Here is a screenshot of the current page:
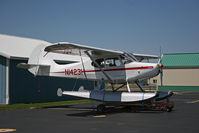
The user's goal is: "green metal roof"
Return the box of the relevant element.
[161,53,199,67]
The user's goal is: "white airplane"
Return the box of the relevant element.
[18,42,173,112]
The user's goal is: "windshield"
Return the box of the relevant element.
[120,53,136,64]
[91,53,137,68]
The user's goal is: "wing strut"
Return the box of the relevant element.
[79,50,87,79]
[126,82,131,92]
[135,81,145,92]
[84,51,113,83]
[112,83,126,92]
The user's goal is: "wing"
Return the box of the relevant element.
[44,42,124,59]
[133,53,160,61]
[44,42,159,61]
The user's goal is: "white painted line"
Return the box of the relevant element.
[185,99,199,104]
[0,129,16,132]
[93,115,106,118]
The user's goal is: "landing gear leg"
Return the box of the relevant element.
[135,81,145,92]
[111,83,126,92]
[126,82,131,92]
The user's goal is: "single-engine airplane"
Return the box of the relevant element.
[18,42,174,112]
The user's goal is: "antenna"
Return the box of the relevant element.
[159,46,162,58]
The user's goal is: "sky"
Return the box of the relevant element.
[0,0,199,55]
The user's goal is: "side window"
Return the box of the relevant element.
[105,57,121,67]
[153,79,157,84]
[115,58,121,66]
[91,57,121,68]
[105,58,114,67]
[91,58,105,68]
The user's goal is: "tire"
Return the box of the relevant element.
[166,107,172,112]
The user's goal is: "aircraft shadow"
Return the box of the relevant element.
[41,104,74,109]
[41,104,165,117]
[66,106,164,117]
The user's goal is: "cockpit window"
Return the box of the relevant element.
[120,55,133,64]
[91,57,121,68]
[105,57,121,67]
[91,54,136,68]
[91,58,105,67]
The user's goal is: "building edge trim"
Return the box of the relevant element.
[158,86,199,91]
[6,59,9,104]
[163,66,199,69]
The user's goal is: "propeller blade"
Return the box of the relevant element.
[160,68,163,86]
[159,54,163,86]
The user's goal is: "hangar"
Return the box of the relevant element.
[155,53,199,91]
[0,34,93,104]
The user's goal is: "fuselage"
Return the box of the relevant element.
[49,59,160,84]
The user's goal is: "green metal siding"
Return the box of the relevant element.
[158,86,199,91]
[9,59,94,104]
[161,53,199,67]
[0,56,6,104]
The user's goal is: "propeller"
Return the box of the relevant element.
[160,65,163,86]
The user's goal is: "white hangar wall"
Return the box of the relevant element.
[0,34,93,104]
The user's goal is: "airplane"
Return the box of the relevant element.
[17,42,174,112]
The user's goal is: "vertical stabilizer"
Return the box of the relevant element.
[27,44,53,76]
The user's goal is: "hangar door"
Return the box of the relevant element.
[0,56,6,104]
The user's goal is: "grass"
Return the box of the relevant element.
[0,99,93,111]
[0,83,157,111]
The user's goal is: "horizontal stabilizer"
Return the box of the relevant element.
[17,63,49,69]
[17,63,50,76]
[17,63,37,69]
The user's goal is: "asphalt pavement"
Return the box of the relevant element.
[0,92,199,133]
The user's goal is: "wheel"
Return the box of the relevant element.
[97,104,106,113]
[166,107,172,112]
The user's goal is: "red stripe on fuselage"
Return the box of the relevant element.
[50,66,154,74]
[84,66,153,72]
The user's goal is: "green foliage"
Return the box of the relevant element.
[0,99,92,111]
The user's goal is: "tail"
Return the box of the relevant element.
[17,44,56,76]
